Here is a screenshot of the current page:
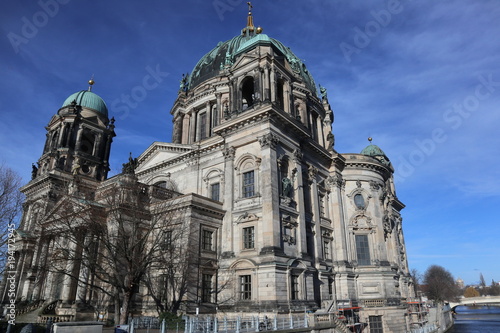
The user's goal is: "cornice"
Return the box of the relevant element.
[136,139,225,178]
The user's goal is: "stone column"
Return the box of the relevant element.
[205,101,211,136]
[57,124,65,147]
[221,146,236,256]
[66,122,74,147]
[215,93,222,127]
[258,133,281,251]
[74,126,84,152]
[308,166,322,265]
[189,111,197,143]
[270,68,276,103]
[284,81,291,114]
[31,240,49,300]
[293,149,307,256]
[93,132,102,157]
[182,114,190,144]
[263,65,270,101]
[317,116,325,147]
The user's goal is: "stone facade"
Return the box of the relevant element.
[2,10,416,333]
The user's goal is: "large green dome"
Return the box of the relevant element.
[61,90,108,117]
[188,33,317,95]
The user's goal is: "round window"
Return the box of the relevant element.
[354,194,365,209]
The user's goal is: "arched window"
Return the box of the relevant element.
[80,130,95,155]
[277,79,285,110]
[235,154,260,199]
[241,77,255,110]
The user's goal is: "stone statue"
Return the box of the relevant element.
[282,177,292,197]
[122,153,138,174]
[319,85,328,101]
[179,73,189,92]
[71,157,81,176]
[326,131,335,150]
[31,163,38,180]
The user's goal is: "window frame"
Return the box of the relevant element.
[355,234,371,266]
[290,274,300,300]
[243,226,255,249]
[199,112,208,140]
[211,182,220,201]
[242,170,255,198]
[240,275,252,300]
[202,229,214,251]
[201,273,213,303]
[369,315,383,333]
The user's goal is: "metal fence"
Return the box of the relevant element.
[184,314,309,333]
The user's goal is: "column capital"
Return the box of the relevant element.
[258,133,279,149]
[222,146,236,160]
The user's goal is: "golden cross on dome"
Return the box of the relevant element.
[247,2,253,12]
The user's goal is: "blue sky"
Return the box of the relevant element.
[1,1,499,286]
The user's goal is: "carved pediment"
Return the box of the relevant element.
[236,212,259,224]
[136,142,194,172]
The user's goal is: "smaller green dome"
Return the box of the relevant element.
[62,90,108,116]
[361,144,386,157]
[361,144,391,167]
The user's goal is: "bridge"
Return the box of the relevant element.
[449,296,500,309]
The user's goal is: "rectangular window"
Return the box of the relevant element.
[240,275,252,300]
[200,113,207,140]
[211,183,220,201]
[291,275,299,300]
[201,274,212,303]
[369,315,383,333]
[243,227,255,249]
[323,240,330,260]
[243,171,255,198]
[356,235,371,266]
[162,230,173,250]
[319,194,326,217]
[202,230,213,251]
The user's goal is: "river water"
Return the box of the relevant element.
[446,305,500,333]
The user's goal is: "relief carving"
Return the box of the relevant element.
[222,146,236,160]
[258,133,279,149]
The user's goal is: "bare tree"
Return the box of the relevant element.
[142,215,197,315]
[410,268,421,297]
[39,173,187,325]
[0,163,24,274]
[423,265,459,303]
[479,273,486,287]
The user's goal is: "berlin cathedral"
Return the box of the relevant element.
[2,5,416,332]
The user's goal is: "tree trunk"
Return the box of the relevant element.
[114,293,121,326]
[120,290,132,325]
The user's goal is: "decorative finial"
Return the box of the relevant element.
[368,137,373,143]
[88,75,95,91]
[242,2,256,36]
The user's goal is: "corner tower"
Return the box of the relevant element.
[36,79,115,182]
[8,81,115,304]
